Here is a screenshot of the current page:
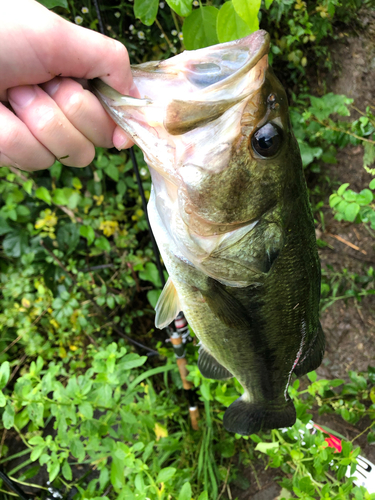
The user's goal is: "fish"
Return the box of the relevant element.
[91,30,325,436]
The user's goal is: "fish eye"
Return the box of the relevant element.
[251,123,283,158]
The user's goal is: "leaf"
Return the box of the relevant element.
[217,1,252,43]
[147,289,162,308]
[35,186,52,205]
[95,236,111,252]
[121,354,148,370]
[182,6,219,50]
[0,362,10,390]
[337,183,350,196]
[57,223,80,255]
[157,467,176,483]
[3,402,15,429]
[48,460,60,483]
[198,493,209,500]
[37,0,68,7]
[80,225,95,246]
[255,442,279,454]
[0,217,12,236]
[78,402,93,419]
[104,164,119,182]
[134,0,159,26]
[27,403,44,428]
[139,262,162,287]
[179,482,192,500]
[23,180,33,195]
[265,0,274,7]
[364,142,375,173]
[307,371,317,382]
[62,461,72,481]
[232,0,260,31]
[0,392,6,408]
[3,230,29,257]
[370,178,375,190]
[71,438,85,462]
[166,0,192,17]
[344,203,360,222]
[356,188,373,206]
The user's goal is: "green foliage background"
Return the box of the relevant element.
[0,0,375,499]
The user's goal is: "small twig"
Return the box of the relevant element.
[7,354,27,386]
[0,430,7,459]
[351,423,374,443]
[79,264,115,272]
[249,460,261,490]
[155,18,174,50]
[313,117,375,144]
[8,167,28,182]
[0,335,22,357]
[217,458,232,500]
[327,233,367,255]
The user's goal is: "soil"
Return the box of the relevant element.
[231,8,375,500]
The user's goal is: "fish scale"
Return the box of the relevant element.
[91,30,325,435]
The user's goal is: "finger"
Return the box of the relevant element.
[113,126,134,150]
[0,102,55,171]
[1,2,135,96]
[8,85,95,168]
[42,77,115,148]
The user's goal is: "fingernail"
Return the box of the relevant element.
[44,77,62,96]
[9,85,37,107]
[129,82,141,98]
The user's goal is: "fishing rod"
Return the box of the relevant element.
[92,0,199,430]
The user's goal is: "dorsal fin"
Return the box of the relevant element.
[155,278,182,329]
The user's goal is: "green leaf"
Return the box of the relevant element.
[0,392,6,408]
[134,0,159,26]
[364,142,375,173]
[217,1,252,43]
[157,467,176,483]
[344,203,360,222]
[23,180,33,195]
[139,262,162,287]
[265,0,274,8]
[232,0,260,31]
[3,402,15,429]
[27,403,44,428]
[0,362,10,390]
[370,178,375,190]
[0,217,12,236]
[255,442,279,454]
[337,183,350,196]
[52,188,70,205]
[62,461,72,481]
[356,188,373,206]
[121,354,148,370]
[198,493,209,500]
[71,438,85,462]
[104,164,120,182]
[182,6,219,50]
[307,370,317,382]
[57,223,80,255]
[78,402,93,419]
[37,0,68,7]
[95,236,111,252]
[147,289,162,308]
[3,230,29,257]
[35,186,52,205]
[48,460,60,483]
[166,0,192,16]
[80,225,95,246]
[178,482,192,500]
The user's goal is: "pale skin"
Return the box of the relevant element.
[0,0,136,172]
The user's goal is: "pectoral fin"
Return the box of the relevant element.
[155,278,181,329]
[202,279,252,330]
[198,346,233,380]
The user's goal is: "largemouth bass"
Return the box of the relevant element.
[91,30,325,436]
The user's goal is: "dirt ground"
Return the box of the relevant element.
[231,9,375,500]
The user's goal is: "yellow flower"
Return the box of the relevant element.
[99,220,119,237]
[93,195,104,206]
[69,345,78,351]
[50,319,59,329]
[154,423,168,441]
[21,298,31,308]
[35,209,58,230]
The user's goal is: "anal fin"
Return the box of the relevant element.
[198,346,233,380]
[155,278,181,329]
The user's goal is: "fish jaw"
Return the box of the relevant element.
[90,31,270,184]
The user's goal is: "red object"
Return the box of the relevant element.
[312,423,342,453]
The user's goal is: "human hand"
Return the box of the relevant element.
[0,0,136,171]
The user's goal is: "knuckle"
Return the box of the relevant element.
[35,106,58,135]
[1,121,23,153]
[65,90,85,119]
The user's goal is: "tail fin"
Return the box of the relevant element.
[223,397,296,436]
[294,322,325,377]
